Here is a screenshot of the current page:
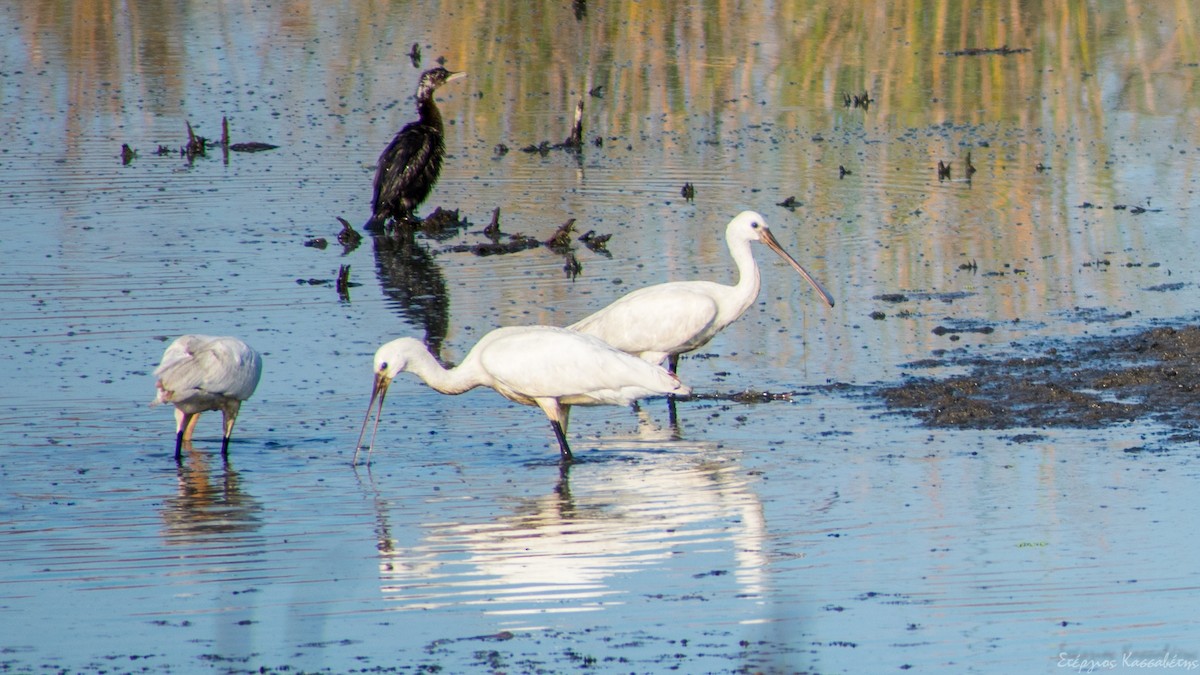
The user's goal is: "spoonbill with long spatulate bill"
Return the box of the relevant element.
[355,326,690,465]
[569,210,835,375]
[152,335,262,460]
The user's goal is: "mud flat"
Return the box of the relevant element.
[877,321,1200,449]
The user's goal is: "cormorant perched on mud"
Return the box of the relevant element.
[365,67,466,232]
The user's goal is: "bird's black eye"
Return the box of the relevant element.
[379,362,388,371]
[752,221,761,229]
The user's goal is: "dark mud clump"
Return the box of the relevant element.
[878,324,1200,439]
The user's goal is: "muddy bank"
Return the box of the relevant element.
[875,322,1200,445]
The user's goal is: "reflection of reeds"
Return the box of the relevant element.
[27,2,1198,140]
[17,0,1200,361]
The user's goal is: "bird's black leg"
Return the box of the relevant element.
[556,455,574,486]
[551,420,574,464]
[666,354,682,417]
[174,430,185,461]
[221,434,232,460]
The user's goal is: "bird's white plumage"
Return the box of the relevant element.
[152,335,262,458]
[473,327,684,406]
[154,335,262,408]
[569,210,834,371]
[355,326,689,463]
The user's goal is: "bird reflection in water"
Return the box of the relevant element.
[161,443,263,544]
[362,446,769,617]
[370,228,450,360]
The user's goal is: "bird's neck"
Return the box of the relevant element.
[405,348,479,395]
[417,97,444,131]
[729,236,763,303]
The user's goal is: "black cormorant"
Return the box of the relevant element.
[365,67,466,232]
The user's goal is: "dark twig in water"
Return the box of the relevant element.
[579,230,611,254]
[120,144,136,165]
[336,264,352,300]
[678,389,810,403]
[419,207,471,239]
[229,141,279,153]
[484,207,502,241]
[446,235,541,257]
[937,160,951,180]
[182,120,207,161]
[943,45,1031,57]
[681,182,696,200]
[220,116,230,163]
[561,99,584,150]
[563,251,582,279]
[521,98,586,154]
[520,141,551,155]
[336,217,363,252]
[545,218,577,251]
[409,43,421,68]
[843,90,872,110]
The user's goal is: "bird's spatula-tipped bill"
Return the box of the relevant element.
[760,228,835,308]
[353,371,392,465]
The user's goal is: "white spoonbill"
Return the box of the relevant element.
[152,335,263,460]
[569,210,835,374]
[354,326,690,465]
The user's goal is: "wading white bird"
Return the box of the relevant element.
[152,335,263,460]
[569,210,835,375]
[354,326,690,465]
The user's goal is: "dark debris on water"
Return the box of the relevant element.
[878,323,1200,440]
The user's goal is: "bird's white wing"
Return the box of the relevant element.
[569,282,722,358]
[154,335,204,378]
[155,336,262,401]
[478,327,679,402]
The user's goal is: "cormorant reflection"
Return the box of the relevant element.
[370,229,450,359]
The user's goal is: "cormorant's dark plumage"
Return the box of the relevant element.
[365,67,465,232]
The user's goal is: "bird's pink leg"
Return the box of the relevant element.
[175,410,198,461]
[220,401,242,458]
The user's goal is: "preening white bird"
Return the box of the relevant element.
[354,326,690,465]
[569,210,835,374]
[152,335,263,460]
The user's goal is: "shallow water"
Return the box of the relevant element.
[2,1,1200,672]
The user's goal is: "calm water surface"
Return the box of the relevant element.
[2,1,1199,672]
